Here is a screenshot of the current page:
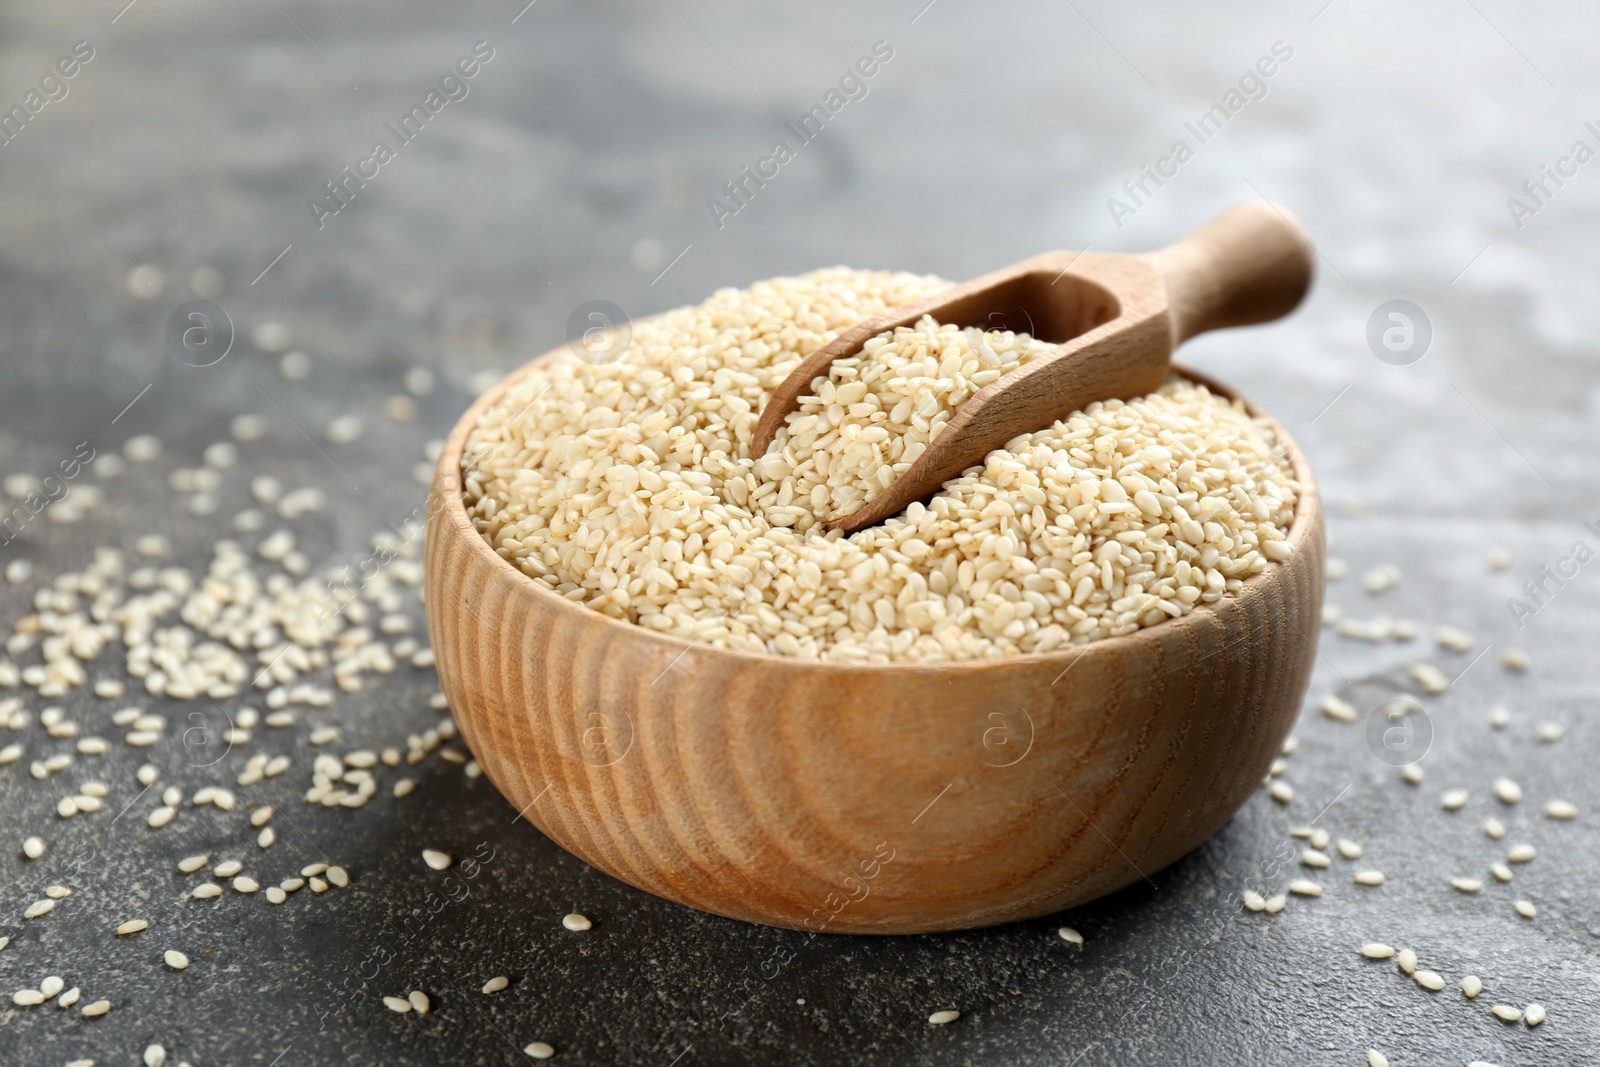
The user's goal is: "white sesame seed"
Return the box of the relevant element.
[1057,926,1084,944]
[58,986,79,1007]
[13,989,45,1005]
[1545,800,1578,820]
[1400,764,1423,785]
[137,764,158,786]
[23,836,44,859]
[1289,826,1314,839]
[326,866,349,888]
[178,855,210,874]
[24,899,56,918]
[80,782,107,798]
[144,1044,166,1067]
[1308,828,1330,850]
[1502,647,1530,671]
[1360,944,1395,959]
[1301,850,1331,869]
[1514,899,1536,919]
[231,412,267,440]
[1354,870,1385,886]
[1440,789,1469,811]
[81,998,111,1016]
[250,806,274,827]
[266,886,287,904]
[482,976,509,994]
[928,1010,961,1025]
[1491,862,1513,883]
[1507,844,1537,863]
[40,976,63,997]
[147,806,176,828]
[1287,880,1322,897]
[309,877,329,893]
[1450,877,1483,893]
[213,861,242,878]
[1366,1051,1388,1067]
[1483,818,1506,839]
[1461,975,1482,998]
[1525,1003,1545,1026]
[523,1042,555,1060]
[1536,722,1564,742]
[1320,694,1357,722]
[1409,663,1449,694]
[404,367,436,396]
[1269,781,1294,805]
[1490,1004,1522,1023]
[45,885,72,899]
[326,415,364,444]
[1361,565,1401,593]
[1489,706,1510,729]
[1492,777,1522,804]
[422,849,453,871]
[1241,891,1266,912]
[1336,839,1362,859]
[1414,970,1445,991]
[383,995,412,1014]
[164,950,189,970]
[233,877,259,894]
[122,434,162,462]
[393,779,416,798]
[1263,894,1286,914]
[191,884,222,900]
[1397,949,1417,975]
[562,913,592,931]
[280,877,305,893]
[116,919,148,936]
[1435,626,1474,652]
[251,321,291,352]
[407,990,431,1013]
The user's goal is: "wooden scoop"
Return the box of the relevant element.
[751,201,1314,534]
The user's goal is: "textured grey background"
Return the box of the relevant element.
[1,1,1597,1064]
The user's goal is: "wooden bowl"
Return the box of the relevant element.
[425,351,1323,934]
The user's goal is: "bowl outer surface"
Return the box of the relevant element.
[425,345,1324,934]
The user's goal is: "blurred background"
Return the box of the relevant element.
[1,1,1597,1064]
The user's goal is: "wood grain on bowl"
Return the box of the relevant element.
[425,352,1323,934]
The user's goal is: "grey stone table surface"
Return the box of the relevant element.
[2,1,1598,1064]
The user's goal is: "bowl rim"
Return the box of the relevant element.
[431,342,1320,678]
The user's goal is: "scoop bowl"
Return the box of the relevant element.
[424,356,1323,934]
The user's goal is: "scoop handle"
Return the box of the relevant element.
[1143,201,1314,345]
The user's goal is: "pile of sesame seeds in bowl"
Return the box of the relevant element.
[461,267,1301,662]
